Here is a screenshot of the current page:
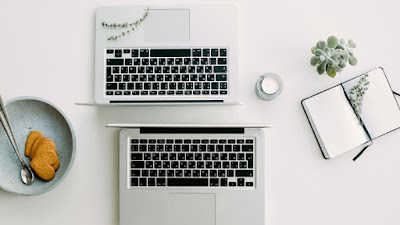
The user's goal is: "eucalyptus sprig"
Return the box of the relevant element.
[102,7,150,41]
[348,74,370,125]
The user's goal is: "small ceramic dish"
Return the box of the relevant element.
[0,96,76,196]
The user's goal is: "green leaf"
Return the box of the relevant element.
[327,66,336,77]
[349,56,358,65]
[348,39,356,48]
[327,36,339,48]
[327,58,334,66]
[339,60,347,68]
[314,49,323,56]
[317,41,327,49]
[310,56,320,66]
[311,46,317,54]
[317,61,327,75]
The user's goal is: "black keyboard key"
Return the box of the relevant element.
[229,182,236,186]
[131,161,144,168]
[131,170,140,177]
[140,49,149,57]
[211,49,218,56]
[148,178,156,186]
[220,178,228,186]
[242,145,254,152]
[131,153,143,160]
[131,178,138,186]
[157,178,166,186]
[192,58,200,65]
[139,178,147,186]
[216,74,227,81]
[205,66,212,73]
[192,49,201,57]
[167,58,174,65]
[238,178,245,186]
[142,170,149,177]
[132,49,139,57]
[210,178,219,186]
[175,170,183,177]
[182,74,189,81]
[201,58,208,65]
[106,83,117,90]
[132,91,139,95]
[184,58,191,65]
[220,49,227,56]
[246,182,253,187]
[211,82,219,89]
[210,58,217,65]
[214,66,227,73]
[125,59,133,65]
[227,170,234,177]
[236,170,253,177]
[151,49,191,57]
[115,91,122,95]
[175,58,183,65]
[203,49,210,56]
[107,59,124,65]
[218,58,227,65]
[220,82,227,89]
[188,66,196,73]
[211,91,218,95]
[167,178,208,186]
[150,58,158,65]
[172,66,179,73]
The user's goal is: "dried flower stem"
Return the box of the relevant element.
[102,7,149,41]
[348,74,370,125]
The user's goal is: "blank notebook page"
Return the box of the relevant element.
[304,86,370,158]
[342,68,400,139]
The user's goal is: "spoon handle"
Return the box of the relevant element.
[0,95,26,167]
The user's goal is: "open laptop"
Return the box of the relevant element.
[95,5,238,104]
[109,124,269,225]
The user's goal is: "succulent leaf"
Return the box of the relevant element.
[311,46,317,54]
[327,66,336,78]
[317,41,327,49]
[339,60,347,68]
[349,56,358,65]
[310,56,320,66]
[327,36,339,48]
[348,39,356,48]
[317,61,327,75]
[314,49,323,56]
[327,58,334,66]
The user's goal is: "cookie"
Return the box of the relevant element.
[29,135,47,158]
[29,139,58,181]
[24,131,43,157]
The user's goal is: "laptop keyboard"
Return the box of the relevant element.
[129,138,255,188]
[105,48,228,97]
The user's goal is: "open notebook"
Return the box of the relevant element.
[302,68,400,159]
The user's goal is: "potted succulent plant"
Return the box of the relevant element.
[310,36,357,78]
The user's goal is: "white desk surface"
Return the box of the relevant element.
[1,0,400,224]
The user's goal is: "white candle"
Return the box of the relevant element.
[261,76,280,94]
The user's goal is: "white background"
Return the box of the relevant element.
[1,0,400,224]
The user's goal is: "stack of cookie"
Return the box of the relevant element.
[25,131,60,181]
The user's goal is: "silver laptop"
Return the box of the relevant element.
[95,5,238,104]
[111,124,268,225]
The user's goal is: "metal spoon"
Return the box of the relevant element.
[0,95,34,184]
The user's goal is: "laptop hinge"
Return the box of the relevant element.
[140,127,245,134]
[110,100,224,103]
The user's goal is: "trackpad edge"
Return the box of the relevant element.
[168,193,216,225]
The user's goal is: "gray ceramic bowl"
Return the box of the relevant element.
[0,96,76,196]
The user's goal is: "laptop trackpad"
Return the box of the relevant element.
[144,9,190,42]
[168,193,215,225]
